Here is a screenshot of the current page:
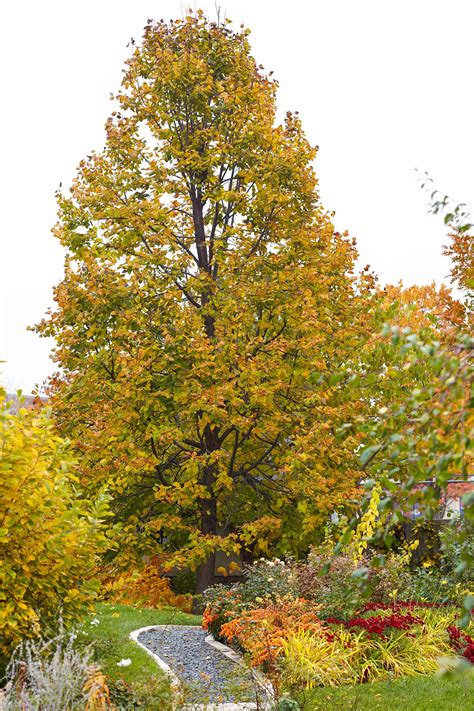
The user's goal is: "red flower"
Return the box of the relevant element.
[324,611,422,636]
[448,625,474,664]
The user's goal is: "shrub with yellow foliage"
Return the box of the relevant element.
[0,388,110,661]
[100,557,192,613]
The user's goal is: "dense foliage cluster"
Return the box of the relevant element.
[0,389,110,662]
[100,557,192,612]
[28,10,471,606]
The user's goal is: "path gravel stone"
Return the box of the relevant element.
[137,625,262,705]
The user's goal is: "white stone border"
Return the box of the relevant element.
[204,634,275,704]
[129,624,181,692]
[129,624,274,710]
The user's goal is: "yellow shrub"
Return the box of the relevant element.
[358,620,451,682]
[101,558,192,613]
[0,389,111,660]
[83,665,115,710]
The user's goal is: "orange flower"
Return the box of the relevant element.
[220,600,322,666]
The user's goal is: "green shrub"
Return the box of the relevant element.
[298,548,371,619]
[169,569,197,596]
[440,521,474,583]
[239,558,299,604]
[393,521,474,605]
[401,567,463,604]
[107,676,172,710]
[275,698,301,710]
[370,551,412,603]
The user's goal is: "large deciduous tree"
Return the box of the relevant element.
[38,12,374,596]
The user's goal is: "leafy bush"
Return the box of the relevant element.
[100,558,192,613]
[203,558,298,638]
[387,521,474,606]
[401,567,463,604]
[300,543,429,615]
[202,584,246,639]
[169,569,196,596]
[0,389,111,661]
[106,676,172,710]
[299,547,371,619]
[275,700,301,711]
[238,559,299,604]
[219,600,322,667]
[370,551,412,603]
[440,521,474,583]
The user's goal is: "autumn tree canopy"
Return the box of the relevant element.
[38,12,377,596]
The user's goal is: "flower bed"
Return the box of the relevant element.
[202,555,473,693]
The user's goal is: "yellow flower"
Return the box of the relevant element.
[352,482,382,563]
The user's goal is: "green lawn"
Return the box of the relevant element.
[298,673,474,710]
[80,603,201,708]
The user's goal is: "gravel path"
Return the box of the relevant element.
[137,626,260,705]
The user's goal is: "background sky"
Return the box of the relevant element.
[1,0,473,393]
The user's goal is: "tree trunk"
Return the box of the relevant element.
[192,482,218,613]
[192,552,216,613]
[190,187,219,614]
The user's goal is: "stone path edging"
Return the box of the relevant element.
[129,624,274,710]
[204,634,274,704]
[129,624,182,692]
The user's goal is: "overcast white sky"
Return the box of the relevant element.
[1,0,473,393]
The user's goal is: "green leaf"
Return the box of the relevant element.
[328,372,345,386]
[351,566,369,579]
[359,445,382,468]
[462,594,474,612]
